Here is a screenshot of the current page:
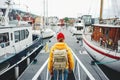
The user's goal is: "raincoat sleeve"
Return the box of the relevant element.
[48,46,54,73]
[67,47,74,70]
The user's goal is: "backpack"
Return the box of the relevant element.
[53,49,68,70]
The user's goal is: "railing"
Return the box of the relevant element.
[32,49,96,80]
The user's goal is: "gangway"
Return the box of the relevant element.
[32,49,109,80]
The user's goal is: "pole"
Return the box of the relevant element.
[43,0,46,28]
[46,0,48,26]
[99,0,103,23]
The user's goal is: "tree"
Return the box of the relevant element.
[64,17,69,23]
[64,17,69,27]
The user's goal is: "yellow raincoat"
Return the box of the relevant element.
[48,42,74,73]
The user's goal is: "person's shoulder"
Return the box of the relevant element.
[64,43,70,50]
[64,43,69,47]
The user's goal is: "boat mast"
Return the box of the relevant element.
[99,0,103,23]
[43,0,46,28]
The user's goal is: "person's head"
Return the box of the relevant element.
[57,32,65,42]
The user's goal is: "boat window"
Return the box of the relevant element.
[77,27,83,30]
[0,9,3,16]
[25,29,29,38]
[0,33,10,48]
[105,28,109,36]
[14,31,20,43]
[11,33,13,41]
[81,15,92,26]
[0,8,6,16]
[8,9,19,20]
[20,30,25,40]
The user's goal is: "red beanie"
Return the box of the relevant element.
[57,32,65,40]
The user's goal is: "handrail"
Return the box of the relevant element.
[32,59,48,80]
[71,49,95,80]
[32,49,96,80]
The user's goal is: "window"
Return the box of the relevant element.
[20,30,25,40]
[11,33,13,40]
[14,29,29,43]
[25,29,29,38]
[0,32,9,48]
[77,27,83,30]
[14,31,20,43]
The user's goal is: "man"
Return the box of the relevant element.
[48,32,74,80]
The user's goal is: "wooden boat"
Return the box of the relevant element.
[82,0,120,72]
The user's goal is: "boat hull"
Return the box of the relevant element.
[0,38,44,79]
[83,35,120,72]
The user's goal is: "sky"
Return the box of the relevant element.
[13,0,120,18]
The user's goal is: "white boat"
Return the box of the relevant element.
[32,28,55,39]
[41,28,55,39]
[0,0,43,76]
[71,18,84,40]
[83,0,120,72]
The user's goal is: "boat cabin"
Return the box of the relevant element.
[74,18,84,30]
[91,24,120,50]
[0,27,32,57]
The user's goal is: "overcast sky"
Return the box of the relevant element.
[13,0,119,18]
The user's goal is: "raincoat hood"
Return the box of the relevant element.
[54,42,67,50]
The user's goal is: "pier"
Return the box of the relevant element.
[17,27,109,80]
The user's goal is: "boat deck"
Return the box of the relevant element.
[18,27,109,80]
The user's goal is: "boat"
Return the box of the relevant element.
[82,0,120,72]
[32,16,55,39]
[0,0,44,79]
[72,17,84,40]
[32,5,55,39]
[32,27,55,39]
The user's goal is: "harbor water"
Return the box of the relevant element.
[99,64,120,80]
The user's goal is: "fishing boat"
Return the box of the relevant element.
[83,0,120,72]
[0,0,44,79]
